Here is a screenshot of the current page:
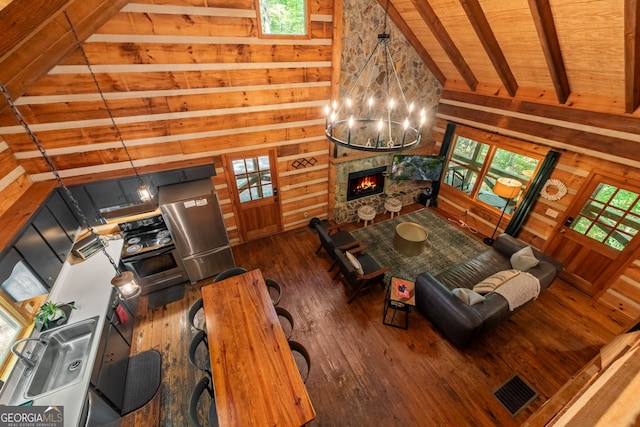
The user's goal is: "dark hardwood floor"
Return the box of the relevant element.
[121,205,632,426]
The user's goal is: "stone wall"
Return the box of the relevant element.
[333,0,442,223]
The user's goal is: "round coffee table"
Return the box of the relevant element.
[393,222,428,256]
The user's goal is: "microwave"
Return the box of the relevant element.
[72,234,107,260]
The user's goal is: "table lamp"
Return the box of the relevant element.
[483,177,522,245]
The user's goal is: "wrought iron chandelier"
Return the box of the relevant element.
[325,1,425,152]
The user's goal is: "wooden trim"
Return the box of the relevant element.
[459,0,517,97]
[411,0,477,91]
[625,0,640,113]
[527,0,570,104]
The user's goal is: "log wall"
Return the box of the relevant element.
[434,88,640,320]
[0,0,334,244]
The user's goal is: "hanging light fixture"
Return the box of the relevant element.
[325,0,425,152]
[64,12,153,203]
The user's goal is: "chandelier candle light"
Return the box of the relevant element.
[325,3,426,151]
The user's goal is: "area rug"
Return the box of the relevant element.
[351,209,486,282]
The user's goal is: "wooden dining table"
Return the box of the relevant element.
[201,268,316,426]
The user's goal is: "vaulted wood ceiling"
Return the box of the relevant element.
[1,0,635,116]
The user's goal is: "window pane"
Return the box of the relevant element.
[258,156,270,171]
[262,184,273,197]
[236,177,248,191]
[0,310,20,362]
[572,216,592,234]
[246,158,258,173]
[239,189,251,203]
[250,187,260,200]
[586,223,609,242]
[611,189,639,210]
[232,160,246,175]
[248,172,260,188]
[259,0,306,35]
[593,184,615,203]
[260,171,271,185]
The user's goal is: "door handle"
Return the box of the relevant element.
[273,188,278,196]
[564,216,574,226]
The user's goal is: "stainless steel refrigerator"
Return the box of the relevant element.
[159,179,235,283]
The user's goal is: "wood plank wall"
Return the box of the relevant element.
[433,87,640,320]
[0,0,334,244]
[0,137,31,217]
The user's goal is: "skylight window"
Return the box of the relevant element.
[258,0,308,36]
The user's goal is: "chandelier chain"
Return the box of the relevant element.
[0,81,122,276]
[63,11,142,184]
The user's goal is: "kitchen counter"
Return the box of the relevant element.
[0,236,125,427]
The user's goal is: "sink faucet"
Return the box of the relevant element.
[11,338,49,369]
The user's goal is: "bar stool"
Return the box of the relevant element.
[265,278,282,306]
[188,298,206,339]
[188,330,211,379]
[276,306,294,339]
[357,205,376,227]
[213,267,248,282]
[384,197,402,218]
[189,376,219,427]
[288,340,311,383]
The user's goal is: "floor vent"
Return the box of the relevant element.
[493,375,538,416]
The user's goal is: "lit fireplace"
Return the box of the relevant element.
[347,166,387,201]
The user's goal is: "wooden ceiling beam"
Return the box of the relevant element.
[411,0,477,91]
[528,0,570,104]
[624,0,640,113]
[459,0,517,97]
[376,0,446,85]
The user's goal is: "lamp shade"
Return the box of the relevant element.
[492,177,522,199]
[111,270,141,299]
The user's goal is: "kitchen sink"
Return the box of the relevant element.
[24,317,99,398]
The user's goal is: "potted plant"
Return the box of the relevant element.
[35,301,76,329]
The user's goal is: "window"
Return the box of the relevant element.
[232,156,274,203]
[444,135,541,213]
[257,0,307,36]
[0,309,21,364]
[571,184,640,251]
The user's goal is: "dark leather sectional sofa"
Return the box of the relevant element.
[415,234,562,349]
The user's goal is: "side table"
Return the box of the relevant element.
[383,277,416,329]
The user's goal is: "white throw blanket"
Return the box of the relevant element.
[493,272,540,311]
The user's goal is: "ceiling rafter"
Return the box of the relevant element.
[376,0,446,85]
[410,0,478,91]
[625,0,640,113]
[459,0,517,97]
[527,0,570,104]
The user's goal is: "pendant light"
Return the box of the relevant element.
[325,0,425,151]
[64,12,153,203]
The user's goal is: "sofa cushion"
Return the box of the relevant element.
[452,288,486,306]
[510,246,540,271]
[345,251,364,276]
[473,269,521,294]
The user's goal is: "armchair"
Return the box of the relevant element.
[315,223,360,271]
[333,246,389,303]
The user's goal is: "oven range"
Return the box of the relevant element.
[118,214,189,295]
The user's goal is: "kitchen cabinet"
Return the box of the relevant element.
[66,186,105,226]
[32,208,72,263]
[47,189,81,242]
[91,291,133,412]
[14,225,62,288]
[84,181,127,208]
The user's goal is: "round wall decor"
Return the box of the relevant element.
[540,178,568,201]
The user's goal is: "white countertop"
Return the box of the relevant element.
[0,237,125,427]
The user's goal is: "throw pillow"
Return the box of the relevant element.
[345,251,364,276]
[452,288,486,306]
[473,269,521,294]
[510,246,540,271]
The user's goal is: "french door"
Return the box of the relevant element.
[225,150,282,242]
[546,173,640,296]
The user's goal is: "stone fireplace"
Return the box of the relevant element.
[347,166,387,201]
[333,154,427,224]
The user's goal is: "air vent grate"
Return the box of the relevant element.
[493,375,538,416]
